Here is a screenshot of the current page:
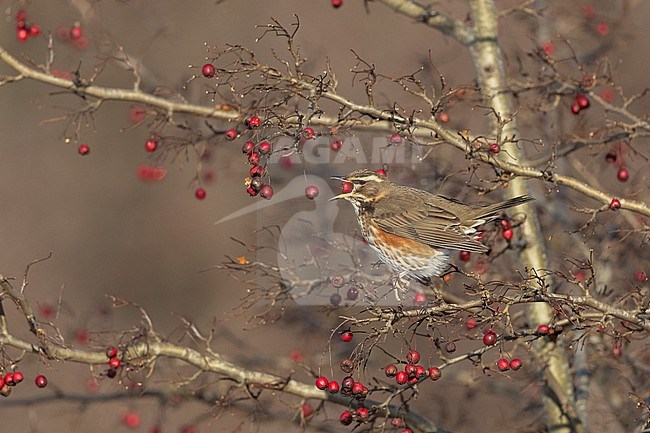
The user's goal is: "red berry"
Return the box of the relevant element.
[70,26,83,40]
[605,150,617,163]
[341,376,354,390]
[404,363,418,378]
[611,343,623,358]
[17,28,29,41]
[327,380,340,394]
[258,141,272,154]
[108,357,121,369]
[502,228,514,241]
[582,3,596,18]
[16,10,27,21]
[465,317,478,330]
[541,41,554,55]
[428,367,442,381]
[438,112,449,123]
[509,358,523,370]
[4,373,15,386]
[35,374,48,388]
[225,129,237,141]
[340,331,353,342]
[415,365,427,377]
[106,368,117,378]
[376,168,387,177]
[536,324,550,336]
[330,140,342,151]
[500,219,511,230]
[78,144,90,155]
[194,188,207,200]
[391,418,403,428]
[301,403,314,418]
[145,138,158,152]
[315,376,329,390]
[400,430,413,433]
[571,103,581,115]
[122,411,140,428]
[483,331,497,346]
[242,141,255,154]
[0,376,5,389]
[413,293,426,305]
[352,381,364,395]
[489,143,500,154]
[356,407,369,421]
[247,116,261,129]
[106,346,118,358]
[302,127,315,140]
[596,22,609,36]
[459,251,471,262]
[201,63,215,78]
[617,168,629,182]
[395,371,408,384]
[406,350,420,364]
[13,371,24,384]
[73,36,89,50]
[385,364,398,377]
[600,87,614,102]
[331,0,343,8]
[497,358,509,371]
[609,198,621,210]
[305,185,319,200]
[248,152,260,165]
[340,411,353,426]
[249,165,265,178]
[576,93,590,109]
[340,181,353,194]
[389,133,403,145]
[30,24,41,36]
[634,270,648,282]
[346,287,358,300]
[330,293,342,305]
[247,186,259,196]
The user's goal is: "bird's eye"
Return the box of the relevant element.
[356,180,366,185]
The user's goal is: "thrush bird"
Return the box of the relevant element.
[330,169,533,282]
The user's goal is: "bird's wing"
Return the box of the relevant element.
[373,192,488,253]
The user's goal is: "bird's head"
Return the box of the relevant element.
[330,169,389,206]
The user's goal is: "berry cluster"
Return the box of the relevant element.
[15,10,41,42]
[0,369,48,397]
[383,350,442,387]
[54,21,88,50]
[231,116,277,200]
[105,346,121,378]
[604,149,630,183]
[500,218,514,241]
[570,93,591,114]
[496,357,523,371]
[328,275,360,305]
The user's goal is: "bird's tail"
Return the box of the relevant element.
[472,195,534,221]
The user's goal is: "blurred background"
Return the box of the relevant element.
[0,1,648,432]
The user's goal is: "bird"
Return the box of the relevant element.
[330,169,534,284]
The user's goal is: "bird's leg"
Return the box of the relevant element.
[391,271,411,302]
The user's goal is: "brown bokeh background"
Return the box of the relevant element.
[0,1,648,432]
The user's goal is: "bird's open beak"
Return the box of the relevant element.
[329,176,348,201]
